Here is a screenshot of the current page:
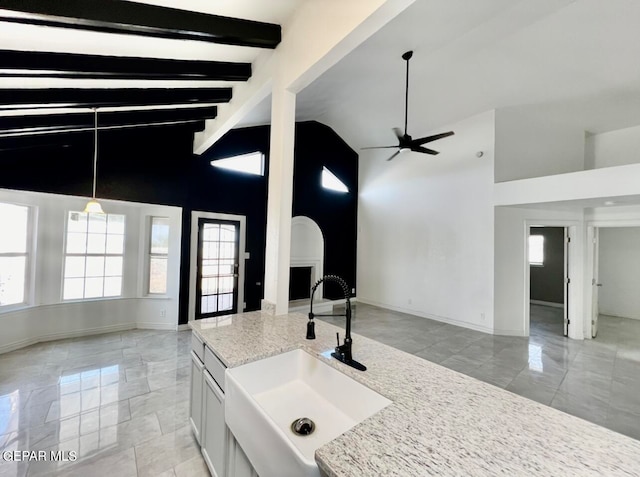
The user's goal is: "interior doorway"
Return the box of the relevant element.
[528,226,569,337]
[590,226,640,340]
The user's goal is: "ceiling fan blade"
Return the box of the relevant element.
[412,131,455,146]
[361,145,398,150]
[386,150,401,161]
[392,127,403,140]
[413,146,439,155]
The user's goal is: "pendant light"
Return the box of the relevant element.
[84,108,104,214]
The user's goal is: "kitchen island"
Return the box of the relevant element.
[190,311,640,477]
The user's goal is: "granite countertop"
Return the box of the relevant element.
[190,311,640,477]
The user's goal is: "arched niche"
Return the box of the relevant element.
[290,216,324,300]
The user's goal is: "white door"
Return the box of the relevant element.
[563,228,570,337]
[592,228,601,338]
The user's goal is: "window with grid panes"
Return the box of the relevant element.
[148,217,169,294]
[63,212,125,300]
[0,202,31,307]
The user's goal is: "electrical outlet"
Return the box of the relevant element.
[480,312,485,321]
[160,309,166,318]
[351,288,356,294]
[408,298,412,305]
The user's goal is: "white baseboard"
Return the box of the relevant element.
[0,323,135,355]
[530,299,564,309]
[135,321,178,331]
[492,327,527,337]
[0,337,40,355]
[599,312,640,321]
[356,297,494,335]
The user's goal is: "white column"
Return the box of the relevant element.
[262,84,296,315]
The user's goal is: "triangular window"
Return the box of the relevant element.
[211,151,265,176]
[321,166,348,193]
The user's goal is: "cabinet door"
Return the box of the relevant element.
[203,370,226,477]
[228,433,259,477]
[190,351,204,445]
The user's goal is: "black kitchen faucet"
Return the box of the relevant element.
[306,275,366,371]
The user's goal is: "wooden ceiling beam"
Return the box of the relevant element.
[0,107,217,136]
[0,0,281,48]
[0,50,251,81]
[0,88,231,109]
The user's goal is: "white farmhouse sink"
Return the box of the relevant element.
[225,349,391,477]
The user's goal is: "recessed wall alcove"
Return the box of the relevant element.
[289,216,324,302]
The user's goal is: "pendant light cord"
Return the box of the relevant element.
[92,108,98,200]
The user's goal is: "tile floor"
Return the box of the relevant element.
[1,304,639,476]
[0,329,208,477]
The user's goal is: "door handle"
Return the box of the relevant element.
[596,283,603,287]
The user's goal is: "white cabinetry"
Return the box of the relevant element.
[227,433,259,477]
[203,370,227,477]
[190,332,259,477]
[189,350,204,445]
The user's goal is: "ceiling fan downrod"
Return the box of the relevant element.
[402,50,413,137]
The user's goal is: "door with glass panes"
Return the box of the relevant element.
[196,218,240,318]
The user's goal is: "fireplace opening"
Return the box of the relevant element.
[289,266,313,300]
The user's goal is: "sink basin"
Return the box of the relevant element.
[225,349,391,477]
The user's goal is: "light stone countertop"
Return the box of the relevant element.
[190,311,640,477]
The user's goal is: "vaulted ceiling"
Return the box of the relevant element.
[0,0,301,141]
[239,0,640,153]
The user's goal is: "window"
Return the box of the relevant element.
[321,166,349,193]
[148,217,169,294]
[529,235,544,266]
[0,202,30,307]
[63,212,125,300]
[210,151,265,176]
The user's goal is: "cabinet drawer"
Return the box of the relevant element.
[191,332,205,362]
[205,345,226,393]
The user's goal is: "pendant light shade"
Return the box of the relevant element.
[83,199,104,214]
[84,108,104,214]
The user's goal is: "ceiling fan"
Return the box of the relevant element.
[362,50,454,161]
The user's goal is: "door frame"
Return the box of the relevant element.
[585,218,640,339]
[524,219,580,338]
[189,211,246,323]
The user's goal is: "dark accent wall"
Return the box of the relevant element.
[530,226,565,304]
[0,120,358,322]
[203,121,359,302]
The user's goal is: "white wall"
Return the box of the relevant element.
[494,107,586,182]
[494,206,584,338]
[585,124,640,170]
[0,188,182,354]
[597,227,640,320]
[357,111,495,333]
